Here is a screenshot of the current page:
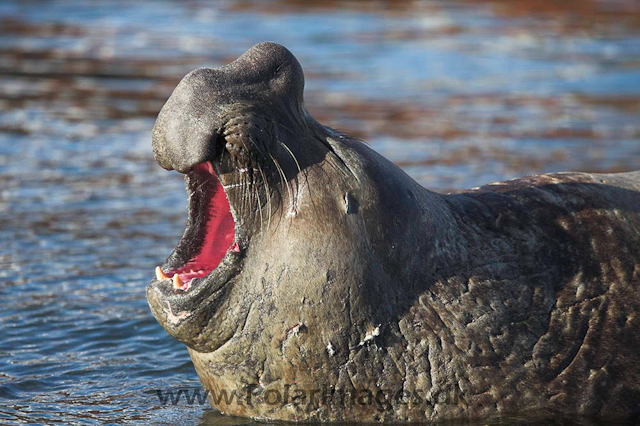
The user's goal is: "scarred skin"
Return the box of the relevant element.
[146,42,640,422]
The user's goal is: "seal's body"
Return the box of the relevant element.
[146,42,640,422]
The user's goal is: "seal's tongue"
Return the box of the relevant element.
[155,161,237,290]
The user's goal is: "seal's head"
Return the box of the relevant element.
[146,42,427,354]
[147,42,304,350]
[145,42,640,422]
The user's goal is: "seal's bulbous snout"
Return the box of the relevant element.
[151,42,306,174]
[148,41,640,422]
[151,67,222,173]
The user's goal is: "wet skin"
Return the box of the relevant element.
[147,42,640,422]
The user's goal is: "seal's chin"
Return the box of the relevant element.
[153,161,240,293]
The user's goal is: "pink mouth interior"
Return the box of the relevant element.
[165,162,237,290]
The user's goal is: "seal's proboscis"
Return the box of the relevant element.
[147,42,640,422]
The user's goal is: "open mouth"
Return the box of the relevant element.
[154,161,240,293]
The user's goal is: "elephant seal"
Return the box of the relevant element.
[146,42,640,422]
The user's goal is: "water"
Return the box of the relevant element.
[0,1,638,424]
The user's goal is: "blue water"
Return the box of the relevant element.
[0,1,638,424]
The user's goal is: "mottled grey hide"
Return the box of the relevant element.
[147,42,640,422]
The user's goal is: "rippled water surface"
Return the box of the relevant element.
[1,1,639,424]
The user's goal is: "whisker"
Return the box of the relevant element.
[279,140,302,214]
[264,116,296,136]
[279,141,302,175]
[223,182,246,189]
[245,136,274,232]
[256,163,271,233]
[269,153,293,216]
[241,171,249,223]
[254,175,264,234]
[275,155,296,216]
[192,175,215,193]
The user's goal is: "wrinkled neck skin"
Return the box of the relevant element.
[187,115,640,421]
[186,116,476,421]
[148,43,640,422]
